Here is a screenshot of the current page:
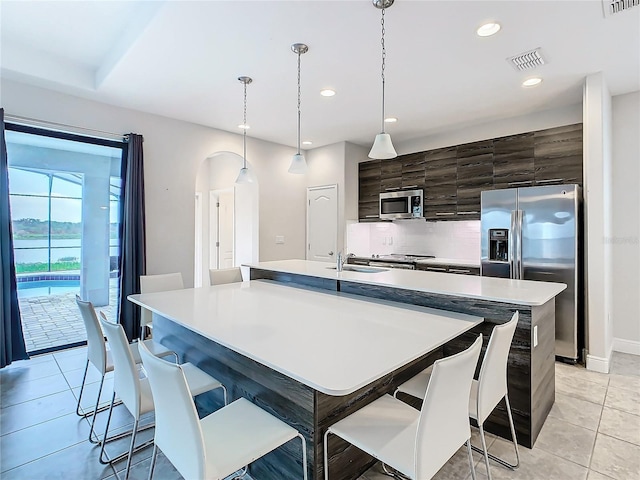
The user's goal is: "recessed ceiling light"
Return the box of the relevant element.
[384,117,398,123]
[238,124,250,129]
[320,89,336,97]
[302,141,313,145]
[522,77,543,87]
[477,22,501,37]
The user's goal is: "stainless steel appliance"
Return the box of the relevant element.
[364,254,435,270]
[480,184,582,362]
[379,190,423,220]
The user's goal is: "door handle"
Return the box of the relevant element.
[328,251,334,256]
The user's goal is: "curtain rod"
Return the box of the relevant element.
[4,114,129,142]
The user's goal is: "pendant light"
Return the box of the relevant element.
[235,76,254,184]
[369,0,397,159]
[289,43,308,174]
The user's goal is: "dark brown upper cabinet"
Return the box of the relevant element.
[493,133,535,189]
[456,140,494,220]
[533,123,583,186]
[357,123,583,222]
[358,160,381,221]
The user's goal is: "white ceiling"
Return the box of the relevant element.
[1,1,639,150]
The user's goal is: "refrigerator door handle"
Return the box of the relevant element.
[515,209,524,280]
[509,210,516,279]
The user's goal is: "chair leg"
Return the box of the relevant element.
[75,360,90,417]
[479,423,493,480]
[88,374,106,443]
[503,394,520,468]
[466,440,476,480]
[298,433,308,480]
[147,444,158,480]
[123,418,139,480]
[471,395,520,472]
[99,392,117,464]
[221,384,228,405]
[323,429,331,480]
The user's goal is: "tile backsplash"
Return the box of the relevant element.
[345,220,481,261]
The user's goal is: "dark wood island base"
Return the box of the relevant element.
[250,268,556,450]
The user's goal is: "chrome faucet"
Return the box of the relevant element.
[336,252,355,272]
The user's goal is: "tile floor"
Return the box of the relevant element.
[0,348,638,480]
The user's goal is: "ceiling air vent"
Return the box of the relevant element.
[507,48,545,72]
[602,0,639,17]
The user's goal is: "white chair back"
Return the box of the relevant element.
[138,341,209,480]
[476,312,519,423]
[99,314,143,419]
[415,335,482,479]
[75,295,107,373]
[139,273,184,328]
[209,267,243,286]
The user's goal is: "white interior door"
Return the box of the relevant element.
[209,189,235,269]
[307,185,338,262]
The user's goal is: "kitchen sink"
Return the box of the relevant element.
[326,265,388,273]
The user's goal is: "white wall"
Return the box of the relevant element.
[195,152,259,287]
[584,73,614,372]
[612,91,640,354]
[306,142,345,254]
[346,220,480,261]
[1,79,305,286]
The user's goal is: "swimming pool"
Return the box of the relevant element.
[17,279,80,298]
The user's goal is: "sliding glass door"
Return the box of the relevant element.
[6,124,125,354]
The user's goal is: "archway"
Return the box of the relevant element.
[194,152,259,287]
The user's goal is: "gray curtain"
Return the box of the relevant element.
[1,109,29,367]
[118,133,146,341]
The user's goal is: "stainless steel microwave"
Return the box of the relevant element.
[379,189,423,220]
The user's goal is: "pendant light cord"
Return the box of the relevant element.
[381,6,386,134]
[297,49,302,155]
[243,80,247,169]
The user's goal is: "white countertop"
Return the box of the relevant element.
[416,258,481,268]
[246,259,566,306]
[129,281,482,396]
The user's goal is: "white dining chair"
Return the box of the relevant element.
[98,314,228,480]
[74,295,172,444]
[139,340,308,480]
[209,267,243,286]
[139,272,184,339]
[395,312,520,480]
[323,335,483,480]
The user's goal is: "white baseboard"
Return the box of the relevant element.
[613,338,640,356]
[586,353,610,373]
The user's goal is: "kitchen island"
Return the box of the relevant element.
[129,280,482,480]
[247,259,567,449]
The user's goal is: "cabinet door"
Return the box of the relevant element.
[456,140,493,220]
[534,124,583,186]
[401,152,426,190]
[424,147,457,220]
[380,158,403,192]
[493,133,535,190]
[359,160,381,221]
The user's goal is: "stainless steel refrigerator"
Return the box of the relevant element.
[480,184,582,362]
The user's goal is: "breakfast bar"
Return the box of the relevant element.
[129,280,482,480]
[247,259,567,451]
